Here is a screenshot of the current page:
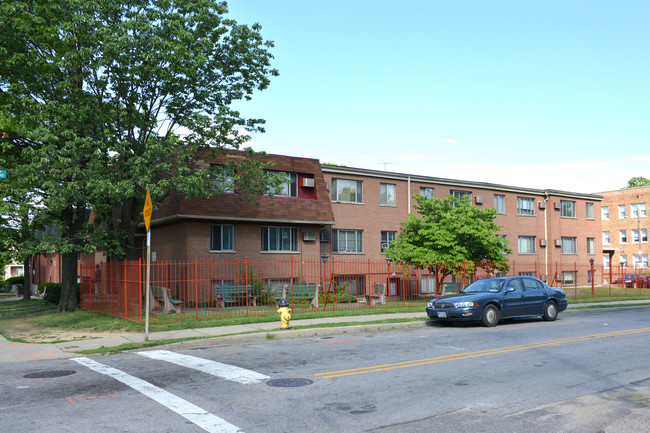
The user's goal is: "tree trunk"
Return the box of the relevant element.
[58,251,78,312]
[22,256,31,301]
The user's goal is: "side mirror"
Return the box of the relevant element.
[505,287,515,293]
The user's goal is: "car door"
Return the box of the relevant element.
[520,278,547,315]
[500,278,526,317]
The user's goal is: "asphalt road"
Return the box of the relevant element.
[1,307,649,432]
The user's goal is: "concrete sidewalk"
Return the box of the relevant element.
[1,301,649,363]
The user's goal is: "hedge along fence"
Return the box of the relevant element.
[78,258,646,323]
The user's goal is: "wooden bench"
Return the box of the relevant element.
[149,286,183,314]
[277,284,319,308]
[213,284,256,309]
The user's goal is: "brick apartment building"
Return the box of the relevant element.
[599,185,649,281]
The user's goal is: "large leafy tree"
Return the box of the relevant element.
[386,195,511,294]
[0,0,279,311]
[626,176,650,188]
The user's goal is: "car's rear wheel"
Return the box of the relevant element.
[481,305,499,327]
[542,301,558,321]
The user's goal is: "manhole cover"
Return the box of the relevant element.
[24,370,76,379]
[267,378,313,387]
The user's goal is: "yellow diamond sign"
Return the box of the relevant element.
[143,189,152,232]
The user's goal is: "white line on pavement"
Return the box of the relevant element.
[72,357,243,433]
[136,350,270,384]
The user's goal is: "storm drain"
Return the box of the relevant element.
[24,370,76,379]
[267,378,313,387]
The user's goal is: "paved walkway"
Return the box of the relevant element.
[1,300,649,363]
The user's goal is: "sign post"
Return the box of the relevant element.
[143,190,153,341]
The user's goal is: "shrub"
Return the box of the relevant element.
[41,283,80,305]
[4,276,25,285]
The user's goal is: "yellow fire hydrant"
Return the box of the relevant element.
[277,299,292,329]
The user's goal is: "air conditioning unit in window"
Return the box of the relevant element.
[302,178,315,187]
[539,239,547,247]
[554,202,561,210]
[303,231,316,241]
[538,201,546,209]
[474,196,483,204]
[554,239,562,247]
[381,242,389,253]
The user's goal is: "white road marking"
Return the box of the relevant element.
[72,357,243,433]
[136,350,270,384]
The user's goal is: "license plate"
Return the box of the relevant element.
[437,311,447,318]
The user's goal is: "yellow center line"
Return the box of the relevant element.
[315,327,650,379]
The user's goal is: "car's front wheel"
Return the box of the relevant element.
[481,305,500,327]
[542,301,558,321]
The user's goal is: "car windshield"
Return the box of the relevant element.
[461,278,506,293]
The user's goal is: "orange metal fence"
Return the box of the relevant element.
[79,258,650,323]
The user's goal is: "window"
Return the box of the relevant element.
[602,231,610,245]
[381,231,396,252]
[276,172,298,197]
[419,187,434,199]
[333,229,363,253]
[603,254,610,269]
[261,226,298,252]
[560,200,576,218]
[619,204,626,219]
[380,183,396,206]
[210,165,235,193]
[601,206,609,220]
[620,230,627,244]
[332,179,362,203]
[585,203,594,220]
[562,271,576,286]
[632,229,648,243]
[494,194,505,214]
[633,254,649,268]
[517,197,535,216]
[518,236,536,254]
[451,190,471,203]
[210,225,234,251]
[587,237,595,254]
[631,203,647,218]
[620,254,628,267]
[561,237,577,254]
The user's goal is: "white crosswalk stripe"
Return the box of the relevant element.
[136,350,270,384]
[72,356,244,433]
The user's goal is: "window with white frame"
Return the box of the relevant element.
[633,254,649,268]
[451,190,471,204]
[380,183,396,206]
[631,203,647,218]
[333,229,363,253]
[620,254,628,267]
[275,172,298,197]
[332,178,363,203]
[419,187,434,199]
[587,237,595,254]
[494,194,506,214]
[517,197,535,216]
[602,231,610,245]
[586,203,594,220]
[632,229,648,243]
[518,236,536,254]
[210,165,235,193]
[619,204,626,219]
[261,226,299,252]
[601,206,609,220]
[562,271,576,286]
[620,230,627,244]
[603,254,610,269]
[561,200,576,218]
[210,224,234,251]
[381,231,396,252]
[561,237,577,254]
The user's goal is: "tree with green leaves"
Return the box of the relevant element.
[625,177,650,188]
[386,195,511,294]
[0,0,279,311]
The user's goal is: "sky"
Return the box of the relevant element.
[225,0,650,194]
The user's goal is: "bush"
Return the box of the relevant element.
[41,283,80,305]
[4,276,25,285]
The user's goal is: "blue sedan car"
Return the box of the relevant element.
[426,276,568,327]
